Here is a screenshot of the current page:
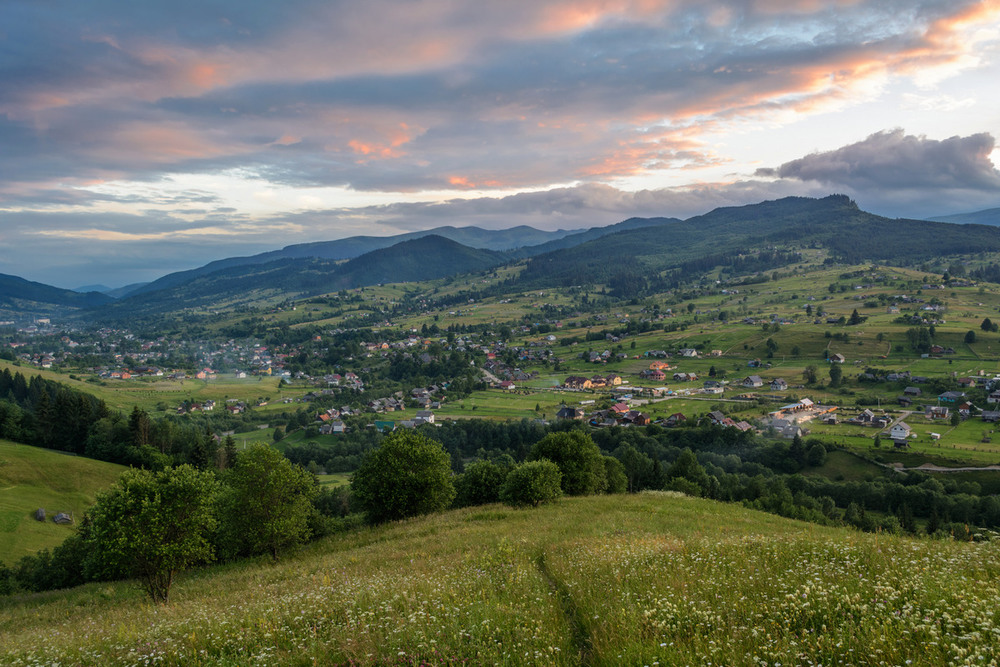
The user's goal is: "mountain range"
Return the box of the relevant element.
[5,196,1000,323]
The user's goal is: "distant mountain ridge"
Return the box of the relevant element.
[0,273,113,320]
[125,225,581,297]
[929,207,1000,226]
[11,194,1000,325]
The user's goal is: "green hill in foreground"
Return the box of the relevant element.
[0,440,125,563]
[4,493,999,665]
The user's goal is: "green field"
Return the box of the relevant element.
[3,494,1000,665]
[0,360,310,417]
[0,440,125,563]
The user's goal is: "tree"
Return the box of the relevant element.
[499,460,562,507]
[352,430,456,524]
[803,364,818,385]
[603,456,628,494]
[828,363,843,388]
[529,431,607,495]
[665,449,709,495]
[84,465,217,604]
[613,444,655,493]
[806,442,827,466]
[982,318,994,332]
[951,410,961,427]
[454,459,508,507]
[965,330,977,344]
[218,444,317,559]
[848,309,864,326]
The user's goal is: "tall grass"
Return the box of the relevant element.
[4,493,1000,665]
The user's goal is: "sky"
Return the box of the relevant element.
[2,0,1000,289]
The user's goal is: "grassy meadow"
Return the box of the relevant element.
[3,493,1000,665]
[0,439,125,562]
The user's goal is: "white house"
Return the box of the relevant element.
[889,422,911,441]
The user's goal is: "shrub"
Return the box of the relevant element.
[352,430,456,524]
[454,460,508,507]
[528,431,607,495]
[500,460,562,507]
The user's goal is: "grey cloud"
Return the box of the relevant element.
[757,130,1000,191]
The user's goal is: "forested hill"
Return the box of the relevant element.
[0,273,114,321]
[327,235,505,289]
[87,235,507,322]
[517,195,1000,288]
[124,225,577,298]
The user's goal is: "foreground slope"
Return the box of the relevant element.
[0,440,125,562]
[3,493,999,665]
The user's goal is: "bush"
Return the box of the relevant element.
[500,460,562,507]
[529,431,607,495]
[454,460,508,507]
[352,430,456,524]
[665,477,703,496]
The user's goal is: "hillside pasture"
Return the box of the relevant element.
[0,440,125,562]
[3,494,1000,665]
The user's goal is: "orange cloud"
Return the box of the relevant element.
[448,176,505,188]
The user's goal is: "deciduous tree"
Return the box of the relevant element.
[84,465,217,604]
[218,444,317,559]
[352,430,456,523]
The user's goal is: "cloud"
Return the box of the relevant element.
[1,0,997,199]
[756,129,1000,190]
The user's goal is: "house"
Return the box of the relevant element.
[938,391,967,403]
[665,412,687,427]
[673,372,697,382]
[498,381,516,390]
[702,385,724,395]
[987,390,1000,404]
[414,410,435,424]
[605,374,623,386]
[926,405,950,419]
[641,368,666,381]
[556,406,585,420]
[564,376,592,389]
[610,402,629,414]
[829,353,846,364]
[742,375,764,388]
[855,409,877,423]
[648,360,672,370]
[981,410,1000,423]
[678,348,699,358]
[769,378,788,391]
[903,387,922,396]
[889,422,911,441]
[623,410,650,426]
[958,377,977,388]
[897,395,913,407]
[588,376,607,388]
[707,411,728,425]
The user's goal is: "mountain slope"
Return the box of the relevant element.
[2,494,996,664]
[929,207,1000,226]
[94,236,507,320]
[0,274,114,320]
[519,195,1000,287]
[0,439,125,562]
[126,225,578,297]
[329,235,505,289]
[509,215,681,258]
